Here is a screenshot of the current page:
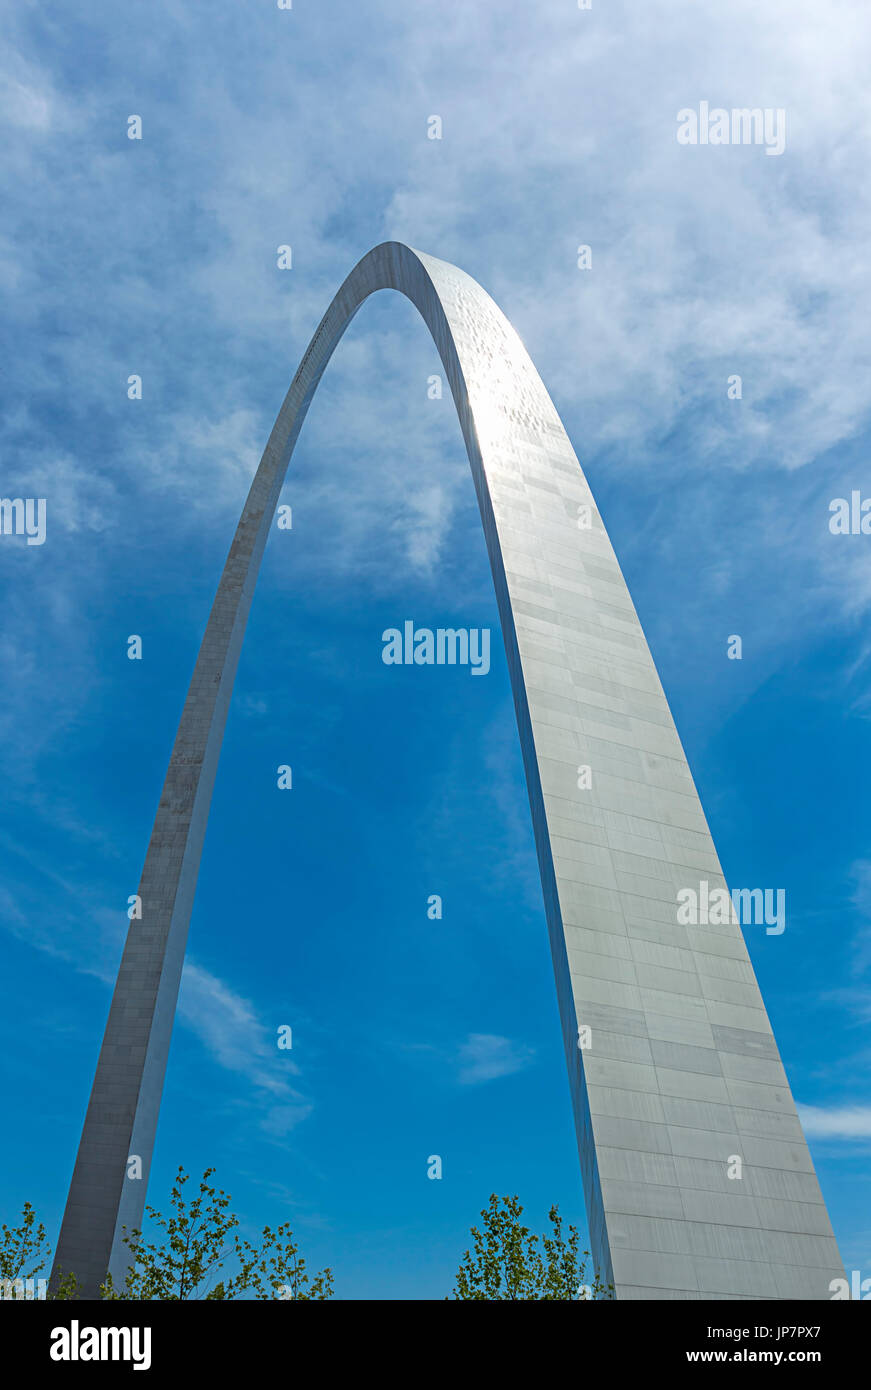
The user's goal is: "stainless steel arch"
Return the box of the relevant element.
[53,242,844,1299]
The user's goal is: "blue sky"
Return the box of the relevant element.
[1,0,870,1298]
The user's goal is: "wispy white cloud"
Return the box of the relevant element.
[0,858,310,1134]
[798,1104,871,1139]
[848,860,871,979]
[177,960,300,1094]
[456,1032,534,1085]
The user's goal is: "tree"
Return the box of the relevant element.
[0,1201,48,1298]
[102,1165,333,1300]
[450,1193,613,1300]
[0,1201,80,1300]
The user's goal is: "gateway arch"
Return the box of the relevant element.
[53,242,844,1299]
